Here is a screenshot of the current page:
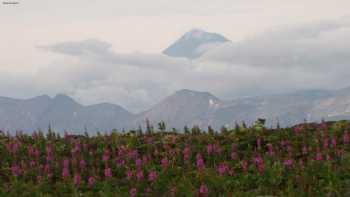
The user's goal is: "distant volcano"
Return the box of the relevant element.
[163,29,230,59]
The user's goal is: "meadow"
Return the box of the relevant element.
[0,120,349,196]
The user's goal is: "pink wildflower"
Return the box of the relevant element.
[126,169,133,180]
[79,159,86,169]
[104,167,112,178]
[196,154,205,170]
[199,184,209,196]
[74,173,81,186]
[283,158,293,169]
[148,170,157,182]
[129,188,137,197]
[135,158,142,169]
[207,144,213,155]
[217,163,228,176]
[136,170,144,181]
[11,164,21,177]
[161,157,169,169]
[88,176,95,187]
[62,167,69,178]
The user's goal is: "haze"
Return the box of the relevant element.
[1,0,350,112]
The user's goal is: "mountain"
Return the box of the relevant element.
[136,88,350,129]
[133,89,222,128]
[2,87,350,132]
[0,94,134,133]
[163,29,230,59]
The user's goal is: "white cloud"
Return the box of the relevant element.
[1,17,350,113]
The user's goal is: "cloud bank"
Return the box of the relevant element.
[2,17,350,113]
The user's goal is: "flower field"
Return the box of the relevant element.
[0,121,350,196]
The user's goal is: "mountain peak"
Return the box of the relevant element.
[183,29,229,41]
[52,94,80,106]
[163,29,230,59]
[175,89,216,97]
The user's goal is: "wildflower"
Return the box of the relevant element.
[30,160,36,168]
[266,143,274,156]
[241,160,248,172]
[62,167,70,178]
[217,163,228,176]
[315,152,323,161]
[27,145,34,156]
[161,157,169,169]
[323,137,329,149]
[102,153,110,162]
[126,169,133,180]
[33,148,40,158]
[74,173,81,186]
[148,170,157,182]
[128,150,139,160]
[63,159,69,168]
[129,188,137,197]
[142,155,149,165]
[11,164,21,177]
[214,144,222,155]
[32,132,38,140]
[293,126,302,135]
[253,154,264,173]
[135,158,142,169]
[331,136,337,148]
[199,184,208,196]
[336,149,344,157]
[196,154,205,170]
[253,154,263,165]
[80,159,86,170]
[46,145,53,162]
[115,158,125,167]
[46,154,53,162]
[64,131,70,140]
[44,164,50,174]
[88,176,95,187]
[207,144,213,155]
[6,141,21,154]
[283,158,293,169]
[183,147,191,161]
[136,170,144,181]
[256,138,262,150]
[104,167,112,178]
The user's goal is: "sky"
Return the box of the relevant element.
[0,0,350,112]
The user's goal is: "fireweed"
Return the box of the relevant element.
[0,121,349,196]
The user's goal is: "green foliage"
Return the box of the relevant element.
[0,120,349,196]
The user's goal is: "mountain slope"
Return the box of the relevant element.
[134,89,222,128]
[2,88,350,132]
[163,29,230,59]
[0,95,134,133]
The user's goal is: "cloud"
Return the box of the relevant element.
[6,17,350,113]
[36,39,195,112]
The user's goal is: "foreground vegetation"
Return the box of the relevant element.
[0,120,350,196]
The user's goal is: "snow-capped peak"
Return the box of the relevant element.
[184,28,207,39]
[163,29,230,59]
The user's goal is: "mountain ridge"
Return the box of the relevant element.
[2,87,350,132]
